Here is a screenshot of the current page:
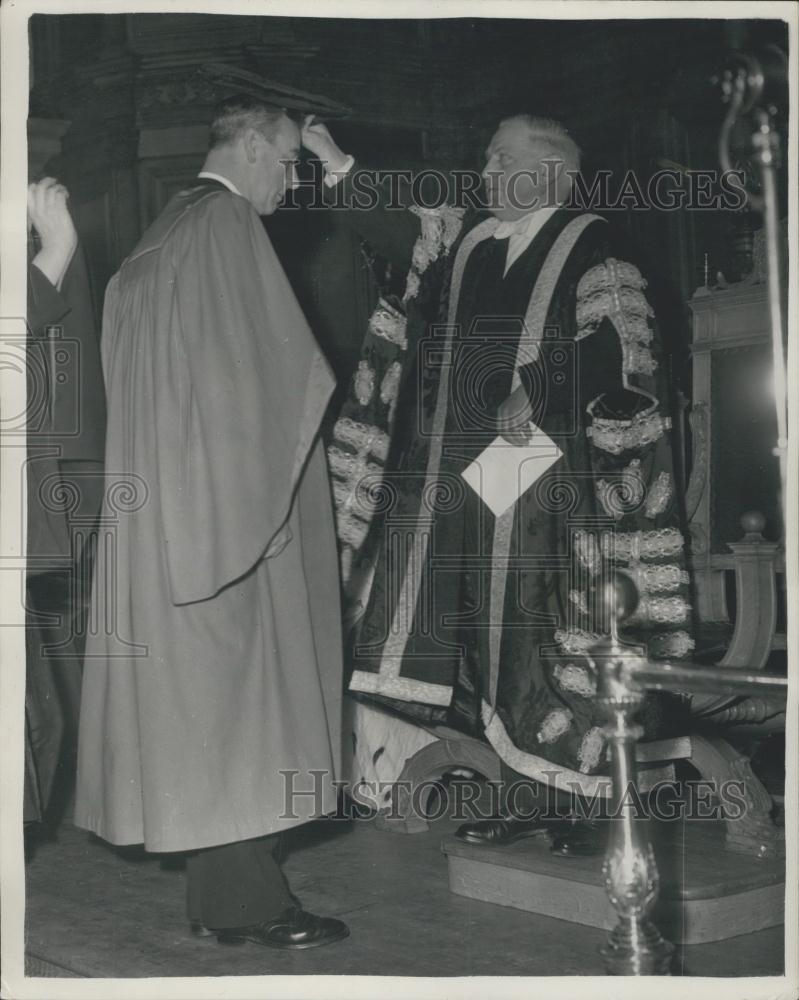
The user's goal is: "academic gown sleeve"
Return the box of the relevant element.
[325,163,422,272]
[519,228,650,427]
[155,191,335,606]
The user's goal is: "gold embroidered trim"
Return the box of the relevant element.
[334,507,371,549]
[328,446,383,484]
[481,702,673,795]
[404,271,420,302]
[368,298,408,348]
[588,410,671,455]
[630,561,690,594]
[489,507,514,708]
[333,418,390,461]
[554,628,601,655]
[602,527,684,562]
[537,708,573,744]
[349,668,453,706]
[481,701,613,797]
[380,360,402,404]
[404,204,466,301]
[354,361,376,405]
[576,257,657,378]
[578,726,605,773]
[577,258,648,300]
[648,630,695,659]
[645,471,673,519]
[631,595,691,625]
[330,419,393,582]
[554,662,596,697]
[625,342,657,376]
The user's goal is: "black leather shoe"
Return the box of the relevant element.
[215,907,349,950]
[548,818,605,857]
[454,817,545,846]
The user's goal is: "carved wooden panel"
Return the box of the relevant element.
[687,282,780,623]
[137,154,204,231]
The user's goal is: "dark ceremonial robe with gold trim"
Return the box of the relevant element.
[75,182,343,851]
[333,175,691,794]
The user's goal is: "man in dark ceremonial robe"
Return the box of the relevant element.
[26,178,105,826]
[74,95,348,949]
[304,115,692,852]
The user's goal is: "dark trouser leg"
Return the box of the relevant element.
[24,462,103,828]
[25,570,82,827]
[186,834,294,929]
[498,759,577,820]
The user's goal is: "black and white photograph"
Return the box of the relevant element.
[0,1,796,995]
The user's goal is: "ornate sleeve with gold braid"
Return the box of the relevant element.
[571,255,695,673]
[328,203,466,589]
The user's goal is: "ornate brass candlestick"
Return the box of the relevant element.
[589,573,674,975]
[588,571,787,975]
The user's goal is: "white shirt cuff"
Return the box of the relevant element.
[323,154,355,188]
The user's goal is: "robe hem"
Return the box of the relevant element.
[481,701,675,797]
[481,701,615,797]
[72,808,337,854]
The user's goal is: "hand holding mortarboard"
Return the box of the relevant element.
[27,177,78,290]
[300,116,351,174]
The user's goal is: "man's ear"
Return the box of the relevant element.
[242,127,263,164]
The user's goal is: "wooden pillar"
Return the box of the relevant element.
[721,512,780,669]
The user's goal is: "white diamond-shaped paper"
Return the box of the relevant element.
[460,429,563,517]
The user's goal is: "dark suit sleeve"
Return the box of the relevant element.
[27,248,106,465]
[27,263,70,335]
[57,247,106,463]
[26,263,72,567]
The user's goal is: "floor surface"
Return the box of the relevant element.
[21,809,785,981]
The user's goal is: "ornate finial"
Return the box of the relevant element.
[592,570,640,638]
[740,509,766,538]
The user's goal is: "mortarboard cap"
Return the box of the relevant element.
[201,62,351,118]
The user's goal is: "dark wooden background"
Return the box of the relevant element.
[28,14,789,394]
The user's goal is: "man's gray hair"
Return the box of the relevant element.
[502,114,582,171]
[209,93,288,149]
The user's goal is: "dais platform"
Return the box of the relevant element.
[442,817,784,946]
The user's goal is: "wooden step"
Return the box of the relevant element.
[442,820,784,945]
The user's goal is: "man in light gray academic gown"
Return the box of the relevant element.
[75,93,349,949]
